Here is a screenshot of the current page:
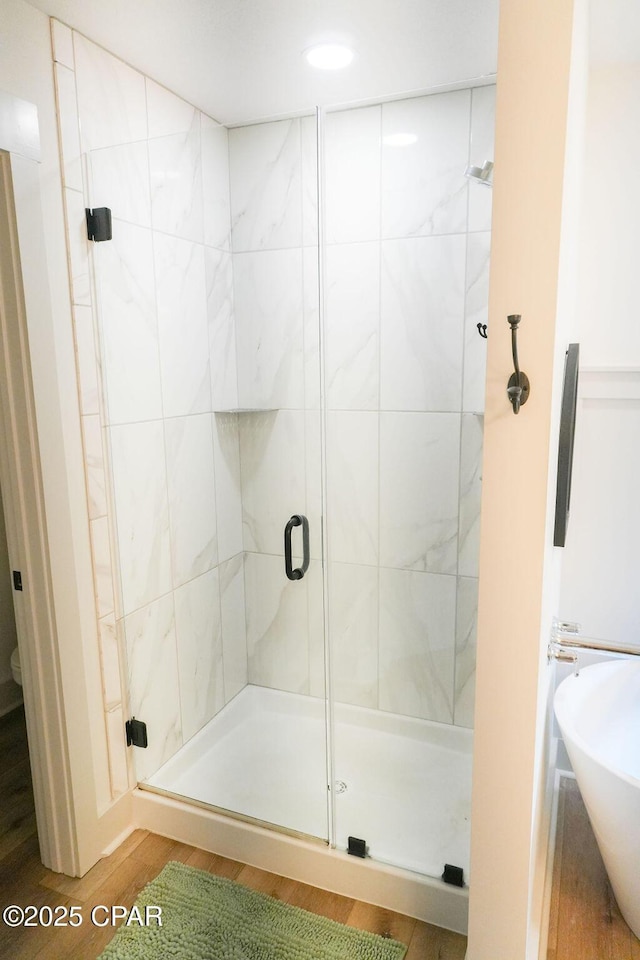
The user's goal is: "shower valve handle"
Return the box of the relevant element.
[284,514,309,581]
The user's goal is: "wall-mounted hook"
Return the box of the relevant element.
[477,323,488,339]
[506,314,530,414]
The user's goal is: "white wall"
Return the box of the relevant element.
[558,62,640,649]
[574,65,640,366]
[559,374,640,646]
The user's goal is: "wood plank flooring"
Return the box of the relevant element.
[547,776,640,960]
[9,706,640,959]
[0,706,466,959]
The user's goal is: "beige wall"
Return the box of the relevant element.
[468,0,587,957]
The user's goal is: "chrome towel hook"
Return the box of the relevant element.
[506,314,530,414]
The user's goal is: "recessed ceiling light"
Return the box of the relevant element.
[383,133,418,147]
[305,43,354,71]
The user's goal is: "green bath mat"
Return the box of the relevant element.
[98,860,407,959]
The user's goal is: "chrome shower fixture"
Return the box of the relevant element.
[465,159,493,187]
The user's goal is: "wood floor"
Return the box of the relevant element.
[8,706,640,959]
[0,706,466,959]
[547,776,640,960]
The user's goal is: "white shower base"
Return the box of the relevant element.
[145,684,473,881]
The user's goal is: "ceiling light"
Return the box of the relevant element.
[383,133,418,147]
[305,44,354,70]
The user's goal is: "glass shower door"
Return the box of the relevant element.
[85,105,330,842]
[83,80,491,868]
[321,87,492,878]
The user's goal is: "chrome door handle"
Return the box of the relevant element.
[284,514,309,581]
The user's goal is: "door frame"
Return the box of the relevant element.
[0,132,78,872]
[0,86,133,878]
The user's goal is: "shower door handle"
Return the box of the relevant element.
[284,514,309,581]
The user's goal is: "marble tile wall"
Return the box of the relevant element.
[228,86,494,728]
[55,13,493,794]
[322,90,493,727]
[228,116,325,699]
[53,23,247,787]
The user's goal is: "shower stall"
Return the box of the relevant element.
[73,27,492,896]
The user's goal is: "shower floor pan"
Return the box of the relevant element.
[144,684,473,881]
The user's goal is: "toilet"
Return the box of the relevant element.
[10,646,22,686]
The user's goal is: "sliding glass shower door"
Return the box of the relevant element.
[86,106,331,841]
